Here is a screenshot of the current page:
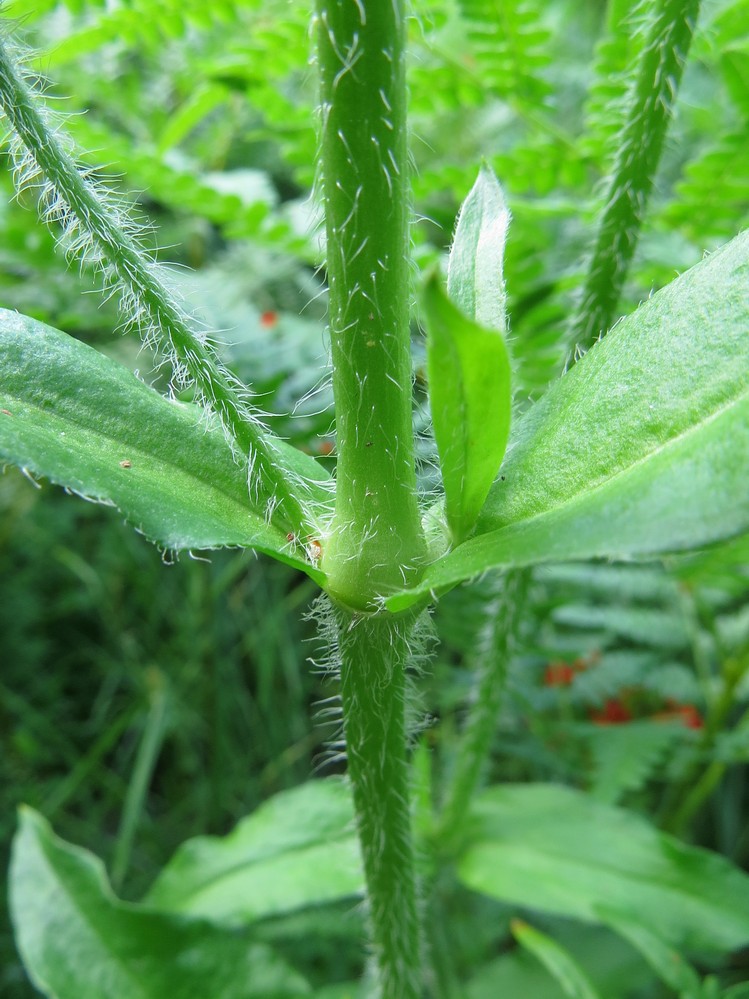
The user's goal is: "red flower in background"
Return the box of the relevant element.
[652,702,704,730]
[543,662,576,686]
[260,310,278,328]
[590,698,633,725]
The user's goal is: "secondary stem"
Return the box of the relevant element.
[336,610,422,999]
[0,39,313,536]
[316,0,426,608]
[438,571,527,850]
[569,0,700,351]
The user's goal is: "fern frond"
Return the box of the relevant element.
[586,720,683,804]
[455,0,552,103]
[659,128,749,238]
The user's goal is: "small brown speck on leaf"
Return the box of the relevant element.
[120,460,132,468]
[1,409,12,416]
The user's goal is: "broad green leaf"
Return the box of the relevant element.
[10,807,311,999]
[145,780,363,925]
[447,164,510,332]
[596,909,702,999]
[510,921,603,999]
[0,310,329,582]
[388,231,749,611]
[424,277,512,542]
[457,784,749,954]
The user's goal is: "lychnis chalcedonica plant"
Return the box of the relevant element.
[2,1,749,998]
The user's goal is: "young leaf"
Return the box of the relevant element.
[145,780,363,925]
[10,807,312,999]
[388,230,749,611]
[0,310,330,580]
[457,784,749,954]
[447,164,511,332]
[423,277,512,543]
[510,920,603,999]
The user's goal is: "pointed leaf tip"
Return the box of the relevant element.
[447,164,510,332]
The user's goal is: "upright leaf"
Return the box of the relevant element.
[10,808,311,999]
[447,164,511,332]
[424,166,512,543]
[424,278,512,543]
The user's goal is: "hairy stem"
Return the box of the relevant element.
[569,0,700,351]
[438,571,527,849]
[315,0,426,609]
[0,38,314,535]
[336,609,422,999]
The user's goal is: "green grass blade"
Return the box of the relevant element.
[0,310,329,581]
[511,920,603,999]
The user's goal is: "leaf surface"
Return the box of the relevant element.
[457,784,749,954]
[389,231,749,610]
[0,310,329,581]
[145,780,363,925]
[9,807,311,999]
[424,279,512,542]
[447,163,511,332]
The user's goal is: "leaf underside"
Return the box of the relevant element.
[388,231,749,611]
[458,783,749,954]
[145,779,363,925]
[0,309,330,583]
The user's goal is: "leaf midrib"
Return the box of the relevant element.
[475,378,749,549]
[4,388,267,528]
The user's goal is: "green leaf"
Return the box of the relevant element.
[447,164,510,332]
[510,920,603,999]
[388,231,749,611]
[596,909,702,999]
[0,310,329,582]
[423,277,512,542]
[10,807,311,999]
[145,780,363,925]
[457,783,749,954]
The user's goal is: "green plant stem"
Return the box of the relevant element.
[0,39,313,536]
[335,608,422,999]
[315,0,425,609]
[569,0,700,351]
[438,571,527,849]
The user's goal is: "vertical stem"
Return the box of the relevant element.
[569,0,700,351]
[336,609,422,999]
[438,571,527,849]
[316,0,426,609]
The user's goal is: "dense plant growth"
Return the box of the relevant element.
[1,1,749,998]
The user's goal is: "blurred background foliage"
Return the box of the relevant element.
[1,0,748,995]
